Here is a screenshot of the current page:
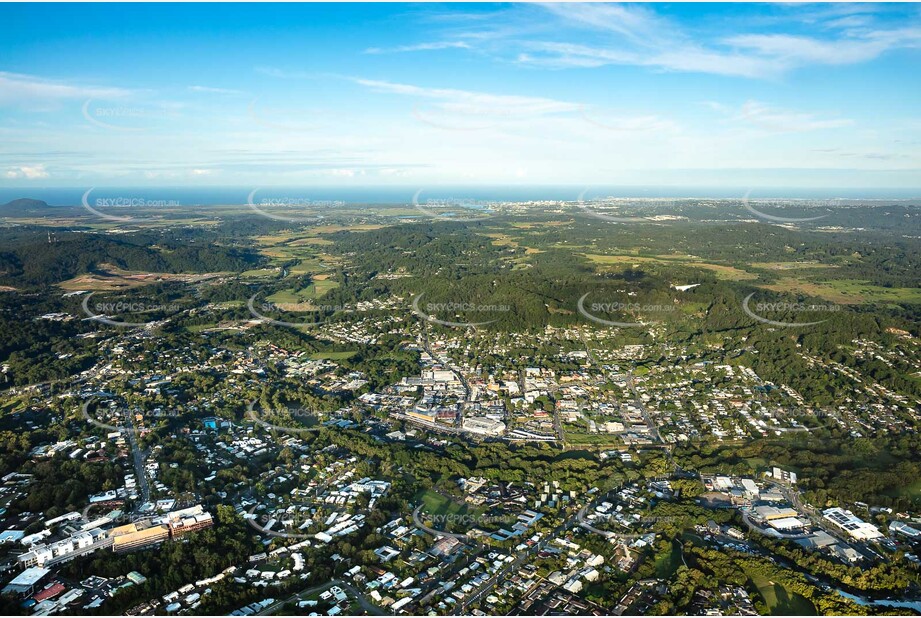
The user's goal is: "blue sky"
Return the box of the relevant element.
[1,2,919,190]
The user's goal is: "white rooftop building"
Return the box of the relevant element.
[823,507,884,540]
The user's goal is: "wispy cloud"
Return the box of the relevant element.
[254,67,316,80]
[0,71,134,107]
[365,41,471,54]
[725,27,921,67]
[517,41,777,78]
[353,77,582,116]
[441,3,921,79]
[188,85,246,95]
[716,100,854,133]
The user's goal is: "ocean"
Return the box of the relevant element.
[1,185,919,207]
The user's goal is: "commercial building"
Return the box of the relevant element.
[766,517,807,531]
[823,508,884,540]
[740,479,760,498]
[17,528,110,568]
[407,409,437,424]
[752,505,798,522]
[462,416,506,436]
[2,566,50,596]
[112,524,170,552]
[889,521,921,539]
[772,467,798,484]
[167,505,214,537]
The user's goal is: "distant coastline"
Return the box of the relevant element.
[1,185,920,207]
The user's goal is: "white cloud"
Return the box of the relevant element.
[5,164,49,179]
[327,168,357,177]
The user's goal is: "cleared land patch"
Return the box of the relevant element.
[584,254,758,281]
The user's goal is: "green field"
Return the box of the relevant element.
[266,280,340,304]
[888,478,921,500]
[749,573,816,615]
[563,430,622,447]
[240,267,280,279]
[310,351,358,360]
[750,261,839,271]
[760,277,921,305]
[654,540,684,578]
[415,489,482,519]
[309,279,340,297]
[288,257,328,275]
[584,253,758,281]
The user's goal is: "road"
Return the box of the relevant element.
[626,369,684,473]
[420,321,470,428]
[452,500,588,615]
[126,410,151,508]
[256,579,385,616]
[81,398,150,509]
[626,370,661,443]
[758,478,855,547]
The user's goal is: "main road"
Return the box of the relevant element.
[451,498,589,615]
